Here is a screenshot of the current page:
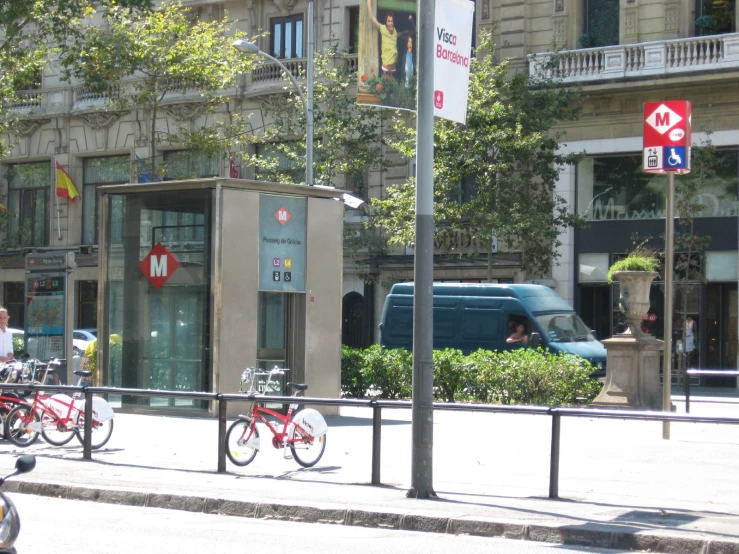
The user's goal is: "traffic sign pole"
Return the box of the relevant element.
[663,172,674,440]
[642,100,691,441]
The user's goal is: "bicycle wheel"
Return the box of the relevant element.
[74,417,115,450]
[225,417,259,467]
[290,412,327,468]
[40,411,76,446]
[4,404,40,447]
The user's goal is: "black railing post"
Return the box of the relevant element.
[371,401,382,485]
[549,410,561,499]
[217,395,228,473]
[685,370,691,414]
[83,388,93,460]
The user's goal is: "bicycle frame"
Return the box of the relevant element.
[249,401,309,446]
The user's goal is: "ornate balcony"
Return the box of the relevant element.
[529,32,739,84]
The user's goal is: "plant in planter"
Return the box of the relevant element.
[608,248,660,338]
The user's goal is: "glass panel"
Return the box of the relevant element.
[295,20,304,57]
[163,150,219,180]
[83,184,97,244]
[258,292,286,349]
[273,24,282,57]
[706,251,739,281]
[285,21,293,58]
[105,190,211,410]
[585,0,620,46]
[578,253,609,282]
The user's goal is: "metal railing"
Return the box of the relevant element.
[3,382,739,500]
[529,31,739,84]
[684,369,739,413]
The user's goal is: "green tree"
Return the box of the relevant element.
[371,34,584,278]
[244,45,390,194]
[0,0,152,159]
[59,1,254,177]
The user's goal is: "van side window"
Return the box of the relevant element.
[506,316,532,346]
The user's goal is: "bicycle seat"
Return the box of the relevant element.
[287,382,308,392]
[74,370,93,378]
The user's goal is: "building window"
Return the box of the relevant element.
[271,15,304,59]
[83,156,129,245]
[78,280,98,329]
[348,7,359,54]
[578,149,739,221]
[5,282,24,329]
[6,162,50,248]
[457,175,478,204]
[162,150,219,181]
[255,143,303,183]
[695,0,736,35]
[583,0,620,47]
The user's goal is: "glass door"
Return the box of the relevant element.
[705,283,738,386]
[149,288,206,407]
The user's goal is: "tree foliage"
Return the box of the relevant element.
[59,1,254,176]
[371,34,584,277]
[0,0,153,158]
[244,45,390,194]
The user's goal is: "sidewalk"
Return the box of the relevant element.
[3,392,739,553]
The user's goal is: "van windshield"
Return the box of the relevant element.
[535,313,596,343]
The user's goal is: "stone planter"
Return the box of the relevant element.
[612,270,659,338]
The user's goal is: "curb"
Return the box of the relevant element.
[6,480,739,554]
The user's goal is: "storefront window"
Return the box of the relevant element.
[578,149,739,221]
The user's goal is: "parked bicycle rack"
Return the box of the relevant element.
[3,382,739,500]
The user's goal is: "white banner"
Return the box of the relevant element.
[433,0,475,124]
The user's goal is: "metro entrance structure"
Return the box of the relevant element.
[95,177,343,416]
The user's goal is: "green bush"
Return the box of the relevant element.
[360,345,412,399]
[433,349,473,403]
[12,336,24,358]
[341,345,602,406]
[341,345,366,398]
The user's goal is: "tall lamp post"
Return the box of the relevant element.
[232,37,314,185]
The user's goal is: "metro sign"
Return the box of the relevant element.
[643,100,691,174]
[139,242,180,289]
[274,206,292,226]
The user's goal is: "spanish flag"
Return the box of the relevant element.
[55,161,79,203]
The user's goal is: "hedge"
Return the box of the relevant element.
[341,346,602,406]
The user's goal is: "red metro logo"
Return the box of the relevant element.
[139,243,180,289]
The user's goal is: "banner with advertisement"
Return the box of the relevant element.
[358,0,418,110]
[433,0,474,124]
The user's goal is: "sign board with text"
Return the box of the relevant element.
[643,101,692,174]
[259,195,307,292]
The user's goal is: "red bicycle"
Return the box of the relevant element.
[225,367,328,468]
[4,362,115,449]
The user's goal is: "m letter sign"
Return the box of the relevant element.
[139,242,180,289]
[643,101,691,174]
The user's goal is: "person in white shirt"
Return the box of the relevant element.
[0,308,15,363]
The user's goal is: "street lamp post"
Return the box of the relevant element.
[232,38,314,185]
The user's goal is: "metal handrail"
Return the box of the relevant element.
[4,381,739,499]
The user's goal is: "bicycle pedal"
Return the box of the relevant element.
[283,454,293,460]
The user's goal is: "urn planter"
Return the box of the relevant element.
[612,270,659,338]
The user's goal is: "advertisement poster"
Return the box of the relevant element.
[358,0,418,110]
[433,0,475,124]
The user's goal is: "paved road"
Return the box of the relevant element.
[2,390,739,553]
[11,494,630,554]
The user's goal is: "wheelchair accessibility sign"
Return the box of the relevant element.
[643,101,691,174]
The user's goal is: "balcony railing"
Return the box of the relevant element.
[529,32,739,83]
[5,90,43,111]
[251,58,307,84]
[74,85,120,105]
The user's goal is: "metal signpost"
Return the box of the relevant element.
[643,100,692,440]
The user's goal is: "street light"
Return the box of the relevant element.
[232,38,314,186]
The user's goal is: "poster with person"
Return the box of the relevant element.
[358,0,418,110]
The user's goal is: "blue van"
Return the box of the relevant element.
[380,283,607,372]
